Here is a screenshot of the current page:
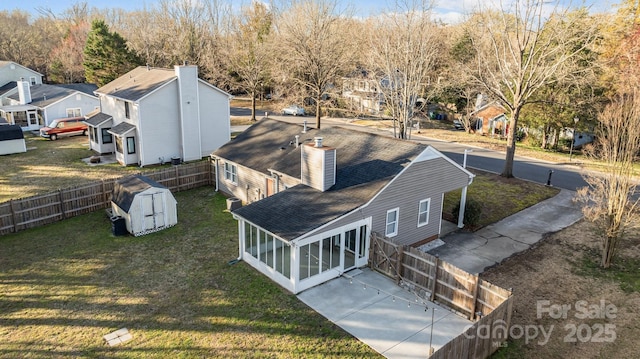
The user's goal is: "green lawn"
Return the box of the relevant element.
[0,134,170,203]
[0,187,380,358]
[443,169,560,230]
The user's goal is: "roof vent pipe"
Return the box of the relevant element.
[314,137,323,148]
[302,120,307,133]
[295,135,299,148]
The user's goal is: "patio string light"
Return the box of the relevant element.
[343,273,436,313]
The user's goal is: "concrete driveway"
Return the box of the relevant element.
[297,268,471,359]
[428,189,583,274]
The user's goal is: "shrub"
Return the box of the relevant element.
[452,199,482,227]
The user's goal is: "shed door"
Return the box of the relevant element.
[141,192,165,231]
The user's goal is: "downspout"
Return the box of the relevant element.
[212,156,219,191]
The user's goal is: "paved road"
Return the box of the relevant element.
[232,112,589,191]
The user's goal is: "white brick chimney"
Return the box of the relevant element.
[301,137,336,191]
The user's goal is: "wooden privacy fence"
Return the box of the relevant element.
[369,232,513,358]
[0,161,214,235]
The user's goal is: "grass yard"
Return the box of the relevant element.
[443,169,560,230]
[0,134,170,203]
[0,186,380,358]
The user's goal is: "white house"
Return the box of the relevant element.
[87,64,231,166]
[0,61,43,105]
[0,80,99,131]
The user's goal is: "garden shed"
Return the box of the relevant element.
[0,124,26,155]
[111,175,177,236]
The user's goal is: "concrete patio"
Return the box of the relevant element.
[297,268,471,359]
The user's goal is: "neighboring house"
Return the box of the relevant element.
[560,128,594,149]
[0,80,99,131]
[470,99,508,136]
[0,61,43,105]
[211,118,474,294]
[88,64,231,166]
[342,70,384,114]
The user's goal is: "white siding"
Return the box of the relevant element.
[198,81,230,157]
[137,82,182,166]
[0,63,42,88]
[42,93,99,126]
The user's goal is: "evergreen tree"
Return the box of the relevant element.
[83,19,141,86]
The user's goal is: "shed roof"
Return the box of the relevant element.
[0,125,24,141]
[112,175,167,212]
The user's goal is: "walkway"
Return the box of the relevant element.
[428,189,583,274]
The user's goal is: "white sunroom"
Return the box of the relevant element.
[236,217,371,294]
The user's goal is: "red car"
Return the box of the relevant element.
[39,117,88,140]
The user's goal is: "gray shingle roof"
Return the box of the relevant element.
[109,122,136,135]
[95,66,176,102]
[7,84,84,108]
[112,175,166,212]
[0,81,16,95]
[57,83,99,96]
[222,119,427,240]
[85,112,113,127]
[212,119,319,174]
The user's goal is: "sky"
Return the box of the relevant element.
[0,0,617,24]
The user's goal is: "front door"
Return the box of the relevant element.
[266,178,275,197]
[342,225,369,271]
[27,111,38,127]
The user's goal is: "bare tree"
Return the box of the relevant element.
[275,0,354,129]
[226,2,273,121]
[49,21,89,83]
[465,1,598,177]
[575,92,640,268]
[368,0,441,139]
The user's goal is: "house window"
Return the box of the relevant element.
[124,102,130,119]
[115,136,123,153]
[224,162,237,184]
[417,199,431,227]
[90,127,97,142]
[244,222,290,279]
[102,128,113,144]
[30,76,37,85]
[126,137,136,154]
[385,208,399,237]
[66,108,81,117]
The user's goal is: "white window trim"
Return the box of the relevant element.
[66,108,81,117]
[30,76,37,85]
[385,207,399,237]
[417,198,431,227]
[224,162,237,184]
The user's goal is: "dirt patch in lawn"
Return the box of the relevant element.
[483,220,640,359]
